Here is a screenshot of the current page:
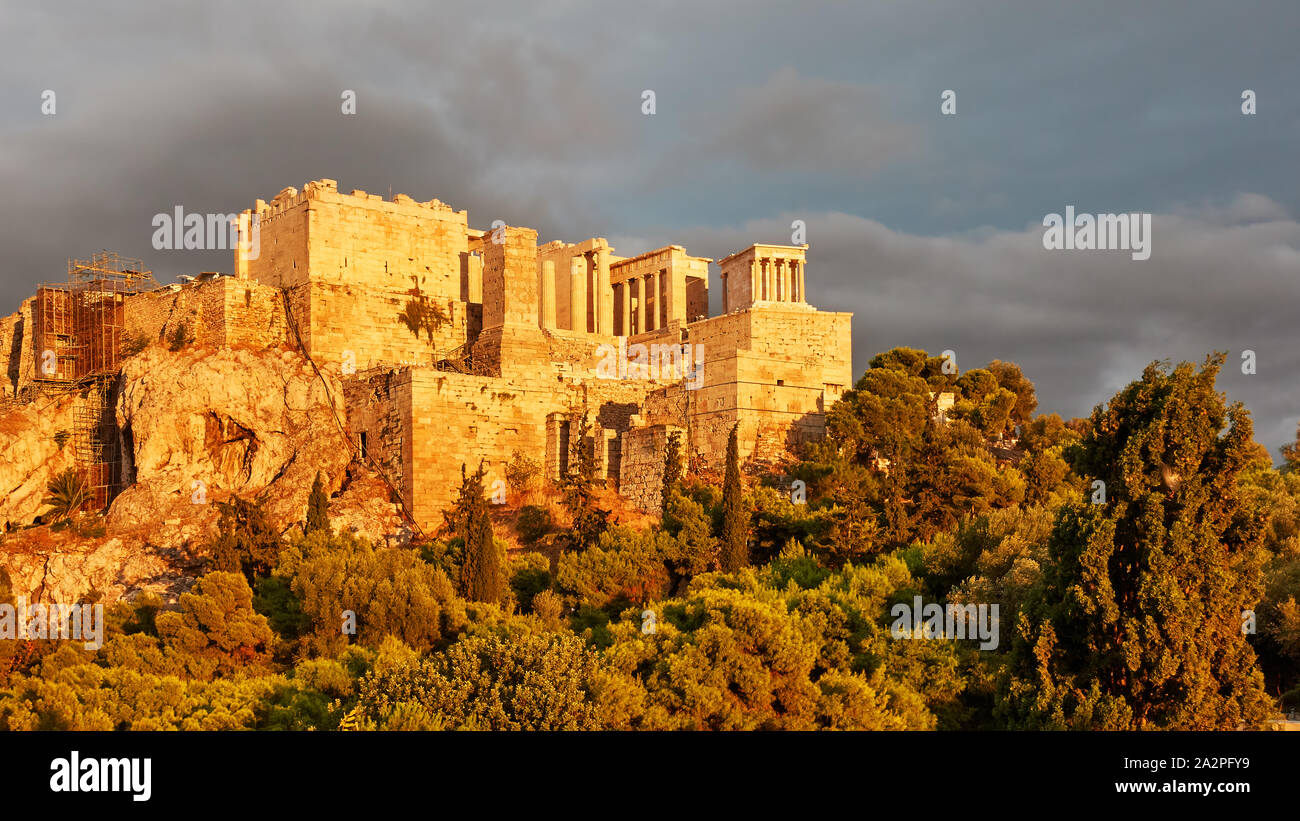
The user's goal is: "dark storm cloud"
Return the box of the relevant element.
[1,0,1298,452]
[663,198,1300,454]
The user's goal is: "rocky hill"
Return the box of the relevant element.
[0,342,411,603]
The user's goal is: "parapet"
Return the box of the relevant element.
[247,179,466,222]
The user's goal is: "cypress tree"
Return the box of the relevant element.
[458,462,502,603]
[719,423,750,571]
[1002,354,1272,729]
[661,429,683,515]
[305,471,330,535]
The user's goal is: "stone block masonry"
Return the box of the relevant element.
[4,178,853,531]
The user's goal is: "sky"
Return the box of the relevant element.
[2,0,1298,452]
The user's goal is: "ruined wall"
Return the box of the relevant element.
[343,368,408,509]
[392,365,656,529]
[123,277,289,352]
[617,423,685,516]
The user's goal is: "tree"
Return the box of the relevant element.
[42,469,90,520]
[1282,422,1300,473]
[305,471,330,536]
[720,424,750,571]
[1001,354,1273,729]
[661,430,683,515]
[207,496,283,583]
[457,462,502,604]
[344,631,619,730]
[156,571,276,677]
[560,412,609,550]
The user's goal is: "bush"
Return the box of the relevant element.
[515,505,552,543]
[509,552,551,613]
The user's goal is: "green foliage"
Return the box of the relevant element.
[661,429,683,514]
[166,322,191,352]
[42,469,90,520]
[1000,354,1272,729]
[509,552,551,613]
[454,463,504,604]
[154,572,276,678]
[560,412,609,550]
[720,423,750,571]
[305,471,330,536]
[505,451,541,498]
[594,559,955,729]
[514,505,552,543]
[277,530,466,655]
[557,526,674,610]
[207,496,283,583]
[344,630,620,730]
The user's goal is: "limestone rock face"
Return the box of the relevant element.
[0,394,77,527]
[0,344,374,604]
[327,467,414,548]
[1,528,193,605]
[110,346,354,537]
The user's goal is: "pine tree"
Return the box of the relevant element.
[1001,354,1272,729]
[719,423,750,571]
[457,462,502,603]
[305,471,330,535]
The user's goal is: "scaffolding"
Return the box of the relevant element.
[32,252,158,507]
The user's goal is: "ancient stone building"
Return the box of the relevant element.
[2,180,852,530]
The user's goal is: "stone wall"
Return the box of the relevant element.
[123,277,289,352]
[617,423,684,516]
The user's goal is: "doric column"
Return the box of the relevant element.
[595,247,612,335]
[635,277,646,335]
[570,255,586,333]
[648,271,660,330]
[621,280,631,334]
[541,260,556,328]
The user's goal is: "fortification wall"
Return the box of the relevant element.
[396,366,657,529]
[241,180,472,303]
[618,424,685,516]
[302,281,469,374]
[124,277,290,352]
[343,368,409,511]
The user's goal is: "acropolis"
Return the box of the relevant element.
[0,179,852,532]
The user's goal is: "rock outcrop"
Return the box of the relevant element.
[110,345,353,538]
[0,393,78,527]
[0,343,388,603]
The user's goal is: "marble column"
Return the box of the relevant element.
[636,277,646,335]
[541,260,556,328]
[649,271,660,330]
[595,247,612,335]
[570,255,586,333]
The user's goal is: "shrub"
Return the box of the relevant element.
[515,505,552,542]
